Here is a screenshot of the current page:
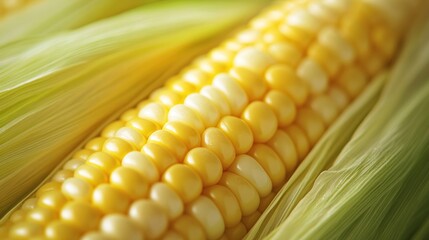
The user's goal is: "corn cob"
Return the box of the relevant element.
[0,0,407,239]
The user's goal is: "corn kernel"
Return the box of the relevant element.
[213,74,249,116]
[295,108,326,145]
[279,24,313,49]
[163,121,200,149]
[126,117,160,139]
[203,185,242,228]
[224,223,247,240]
[148,130,187,160]
[336,65,368,98]
[62,178,93,201]
[230,67,268,101]
[45,221,81,240]
[218,116,253,154]
[182,69,211,89]
[242,101,278,143]
[202,127,236,169]
[101,121,125,138]
[110,167,149,200]
[234,47,275,76]
[268,42,303,67]
[115,127,146,149]
[100,214,142,240]
[267,130,298,173]
[86,152,119,174]
[318,26,355,64]
[26,207,57,225]
[129,200,168,239]
[184,93,221,127]
[37,191,67,211]
[163,164,203,203]
[200,85,232,116]
[61,201,101,231]
[102,137,134,160]
[150,182,184,220]
[310,94,340,124]
[284,124,310,161]
[9,222,43,239]
[120,109,138,122]
[172,215,205,240]
[138,102,168,126]
[84,137,106,152]
[150,88,183,109]
[264,90,296,127]
[122,151,159,183]
[297,58,329,94]
[287,9,322,34]
[327,85,350,110]
[249,144,286,187]
[63,159,85,171]
[168,104,205,133]
[92,184,130,214]
[142,142,177,172]
[184,148,223,187]
[308,43,342,77]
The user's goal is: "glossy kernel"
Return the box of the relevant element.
[86,152,119,174]
[84,137,107,152]
[129,199,168,239]
[219,172,260,216]
[213,73,249,116]
[234,47,275,75]
[229,154,272,197]
[297,58,329,94]
[309,94,340,124]
[202,127,236,169]
[150,182,184,220]
[52,169,73,182]
[74,164,108,186]
[163,164,203,203]
[122,151,159,183]
[242,101,278,143]
[63,159,85,171]
[284,124,310,160]
[230,67,268,101]
[102,137,134,160]
[148,130,187,160]
[163,121,201,149]
[248,144,286,187]
[200,85,232,116]
[184,148,223,186]
[142,143,177,172]
[61,178,93,201]
[204,185,242,228]
[101,121,125,138]
[267,130,298,173]
[36,181,62,197]
[100,214,143,240]
[295,108,326,146]
[224,223,247,240]
[115,127,147,149]
[26,207,57,225]
[168,104,205,133]
[45,220,81,240]
[126,117,160,139]
[138,102,168,126]
[218,116,253,154]
[9,222,43,239]
[37,191,67,211]
[110,167,149,200]
[92,184,130,214]
[268,42,303,67]
[186,196,225,240]
[60,201,101,231]
[172,215,205,240]
[264,90,296,127]
[184,93,221,127]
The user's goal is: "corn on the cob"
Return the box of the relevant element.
[0,0,408,239]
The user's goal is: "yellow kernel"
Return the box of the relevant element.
[37,191,67,211]
[45,220,81,240]
[22,198,37,210]
[122,151,159,183]
[161,230,184,240]
[287,9,321,34]
[9,209,27,223]
[327,85,350,110]
[9,222,43,239]
[233,47,275,76]
[218,116,253,154]
[150,182,184,220]
[236,29,261,45]
[322,0,350,14]
[224,223,247,240]
[129,199,168,239]
[115,127,147,149]
[150,88,183,109]
[86,152,119,174]
[336,65,368,98]
[148,130,187,160]
[267,130,298,173]
[163,121,200,149]
[184,93,221,127]
[142,143,177,172]
[264,90,296,127]
[308,2,338,24]
[268,42,303,67]
[263,30,286,45]
[186,196,225,240]
[259,192,276,212]
[120,109,138,122]
[200,85,232,116]
[84,137,107,152]
[340,14,370,59]
[230,67,268,101]
[210,48,235,66]
[223,39,243,52]
[195,58,226,75]
[101,121,125,138]
[184,148,223,187]
[163,164,203,203]
[182,69,211,89]
[110,167,149,200]
[102,137,134,160]
[36,181,62,197]
[138,102,168,126]
[168,79,196,96]
[229,154,272,197]
[308,43,342,77]
[26,207,57,225]
[242,101,278,143]
[297,58,329,94]
[81,232,112,240]
[100,214,143,240]
[52,170,73,182]
[296,108,326,146]
[168,104,205,133]
[265,64,309,106]
[219,172,260,216]
[310,94,340,124]
[371,26,398,60]
[63,158,85,171]
[203,185,241,228]
[61,178,92,201]
[213,73,249,116]
[279,24,313,49]
[72,149,94,161]
[61,201,101,231]
[74,164,107,186]
[318,26,355,64]
[284,124,310,161]
[202,127,236,169]
[92,184,130,214]
[242,211,261,230]
[250,17,273,31]
[249,144,286,188]
[172,215,205,240]
[126,117,160,139]
[360,52,386,76]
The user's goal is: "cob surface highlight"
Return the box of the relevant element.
[0,0,416,239]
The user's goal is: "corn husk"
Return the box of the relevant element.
[0,0,266,216]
